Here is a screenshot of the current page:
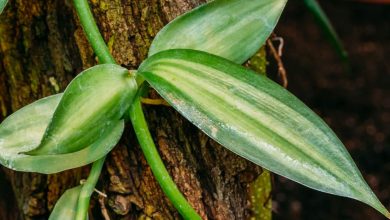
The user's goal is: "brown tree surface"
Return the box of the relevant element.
[0,0,272,219]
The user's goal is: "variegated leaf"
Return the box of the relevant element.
[149,0,287,64]
[28,64,137,155]
[138,49,390,218]
[49,186,83,220]
[0,94,124,174]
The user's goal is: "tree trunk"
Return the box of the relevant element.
[0,0,272,219]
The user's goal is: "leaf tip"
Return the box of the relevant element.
[361,190,390,219]
[368,197,390,219]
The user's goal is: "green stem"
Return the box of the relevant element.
[73,0,200,218]
[73,0,113,219]
[73,0,115,64]
[130,95,201,220]
[75,157,106,220]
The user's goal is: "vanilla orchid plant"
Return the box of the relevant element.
[0,0,388,219]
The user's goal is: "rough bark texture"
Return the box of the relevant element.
[0,0,272,219]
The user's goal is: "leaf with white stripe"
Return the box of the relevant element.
[49,186,82,220]
[138,49,390,218]
[149,0,287,64]
[0,94,124,174]
[28,64,137,155]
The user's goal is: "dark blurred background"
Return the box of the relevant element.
[270,0,390,219]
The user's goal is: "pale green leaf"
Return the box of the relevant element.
[138,49,390,218]
[49,186,83,220]
[0,94,124,174]
[0,0,7,14]
[148,0,287,64]
[29,64,137,155]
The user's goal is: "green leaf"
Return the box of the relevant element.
[0,94,124,174]
[148,0,287,64]
[138,49,390,218]
[303,0,348,62]
[49,186,83,220]
[0,0,7,14]
[29,64,137,155]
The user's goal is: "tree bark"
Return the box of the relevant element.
[0,0,272,219]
